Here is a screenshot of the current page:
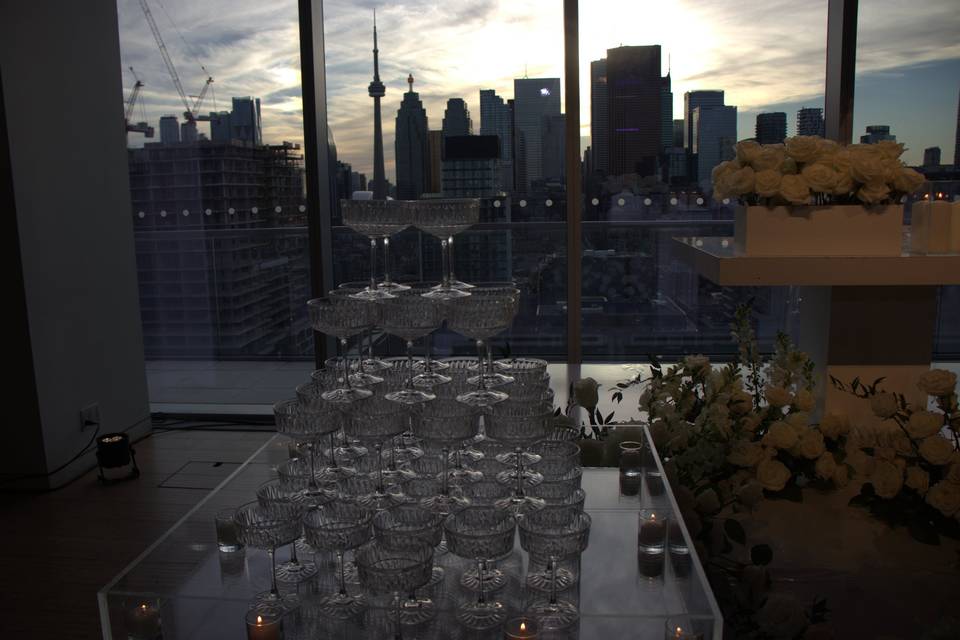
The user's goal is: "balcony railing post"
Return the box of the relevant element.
[824,0,858,143]
[564,0,582,365]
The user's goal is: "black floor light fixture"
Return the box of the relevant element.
[96,432,140,484]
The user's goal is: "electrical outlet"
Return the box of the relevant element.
[80,403,100,431]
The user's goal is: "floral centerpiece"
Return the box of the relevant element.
[711,136,925,256]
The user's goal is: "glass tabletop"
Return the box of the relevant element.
[98,426,721,639]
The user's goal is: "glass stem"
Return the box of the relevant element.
[394,592,402,640]
[441,447,450,496]
[337,550,347,595]
[486,343,494,377]
[405,340,415,389]
[369,238,378,291]
[441,237,450,288]
[549,555,558,605]
[268,547,279,596]
[515,447,524,497]
[383,237,392,286]
[307,441,319,491]
[340,337,352,389]
[425,333,434,373]
[477,558,486,604]
[376,443,385,492]
[475,339,487,390]
[290,540,299,565]
[448,235,457,283]
[329,432,339,470]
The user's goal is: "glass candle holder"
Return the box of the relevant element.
[215,508,244,553]
[503,615,540,639]
[668,520,691,577]
[245,609,283,640]
[664,615,703,639]
[125,600,162,640]
[618,441,643,496]
[637,509,666,578]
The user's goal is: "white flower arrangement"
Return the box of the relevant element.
[712,135,926,205]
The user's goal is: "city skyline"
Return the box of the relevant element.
[118,0,960,176]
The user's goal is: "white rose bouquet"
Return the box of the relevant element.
[712,135,925,206]
[833,370,960,544]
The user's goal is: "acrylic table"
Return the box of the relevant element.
[98,426,721,639]
[674,236,960,424]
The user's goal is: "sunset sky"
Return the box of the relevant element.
[119,0,959,175]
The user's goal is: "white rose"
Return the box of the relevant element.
[765,385,792,408]
[762,421,798,450]
[918,435,953,465]
[893,167,925,194]
[948,463,960,485]
[754,169,782,198]
[753,147,786,172]
[741,412,763,433]
[779,174,811,205]
[832,463,850,488]
[801,163,839,194]
[830,149,853,173]
[736,140,762,166]
[727,441,766,467]
[849,152,886,183]
[572,377,599,410]
[847,450,875,476]
[794,389,816,412]
[817,139,840,157]
[726,166,756,196]
[856,180,891,204]
[917,369,957,397]
[695,488,722,514]
[815,452,838,480]
[870,392,899,418]
[832,171,855,197]
[798,430,826,460]
[755,594,808,639]
[785,136,821,164]
[819,413,850,440]
[683,354,710,373]
[757,458,791,491]
[871,459,904,499]
[906,410,943,439]
[926,481,960,516]
[875,139,905,160]
[779,157,799,175]
[905,466,930,494]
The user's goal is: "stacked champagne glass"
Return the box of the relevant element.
[225,198,599,638]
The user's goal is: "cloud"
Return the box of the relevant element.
[120,0,959,175]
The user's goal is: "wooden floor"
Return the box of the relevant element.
[0,428,273,639]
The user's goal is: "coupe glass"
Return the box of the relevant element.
[274,397,341,501]
[374,506,445,625]
[343,450,411,512]
[307,296,377,403]
[379,287,446,404]
[330,286,385,386]
[519,510,591,592]
[527,441,581,478]
[529,467,584,503]
[443,507,516,629]
[495,358,549,399]
[463,284,520,389]
[256,480,317,582]
[341,199,410,300]
[447,294,519,408]
[356,542,435,640]
[494,447,546,518]
[234,501,302,611]
[485,407,554,446]
[408,199,480,300]
[302,502,373,619]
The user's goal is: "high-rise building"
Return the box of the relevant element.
[755,112,787,144]
[860,125,895,144]
[513,77,561,193]
[605,45,669,176]
[672,119,684,147]
[693,104,737,190]
[442,98,472,138]
[684,91,724,151]
[479,89,514,191]
[442,135,501,197]
[541,114,566,184]
[395,74,430,200]
[660,82,673,153]
[427,131,443,194]
[368,14,387,199]
[180,120,198,143]
[159,115,180,144]
[209,97,263,145]
[797,107,825,137]
[923,147,942,167]
[590,59,608,174]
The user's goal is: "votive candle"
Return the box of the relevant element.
[125,601,161,639]
[503,615,540,639]
[245,609,283,640]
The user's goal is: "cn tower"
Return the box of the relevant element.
[368,10,387,199]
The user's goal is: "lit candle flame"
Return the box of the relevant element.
[675,626,683,638]
[520,621,526,631]
[256,615,263,625]
[140,604,147,611]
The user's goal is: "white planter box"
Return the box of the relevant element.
[910,200,960,254]
[734,204,904,257]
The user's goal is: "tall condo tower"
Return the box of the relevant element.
[368,11,387,199]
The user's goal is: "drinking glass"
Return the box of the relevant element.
[527,440,580,478]
[274,398,341,501]
[495,358,549,399]
[342,448,411,512]
[307,296,377,403]
[418,446,472,514]
[494,446,546,518]
[529,467,583,503]
[443,507,516,629]
[485,407,553,446]
[215,508,243,553]
[301,502,373,619]
[341,199,410,300]
[379,287,446,405]
[330,285,386,386]
[234,501,302,611]
[356,542,435,639]
[408,199,480,300]
[462,284,521,389]
[518,510,591,592]
[256,480,317,582]
[447,293,518,408]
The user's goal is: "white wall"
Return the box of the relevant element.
[1,1,151,488]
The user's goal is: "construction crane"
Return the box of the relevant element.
[125,67,154,138]
[139,0,214,127]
